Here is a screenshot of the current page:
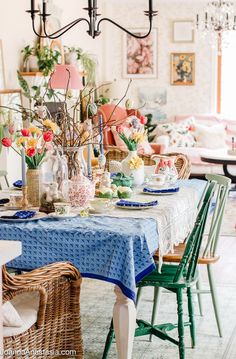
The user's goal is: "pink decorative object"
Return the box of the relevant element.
[152,155,178,184]
[50,64,83,90]
[69,173,95,208]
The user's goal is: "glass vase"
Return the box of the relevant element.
[63,147,87,179]
[39,149,69,213]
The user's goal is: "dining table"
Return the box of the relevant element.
[0,179,205,359]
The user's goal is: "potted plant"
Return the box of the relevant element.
[21,45,35,72]
[64,46,97,86]
[36,45,61,76]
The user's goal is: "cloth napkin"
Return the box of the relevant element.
[143,186,180,194]
[1,211,36,220]
[116,199,158,208]
[0,198,10,205]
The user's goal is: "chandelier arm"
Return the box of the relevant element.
[96,17,153,38]
[42,18,90,39]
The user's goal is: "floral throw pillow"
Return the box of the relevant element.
[156,122,196,147]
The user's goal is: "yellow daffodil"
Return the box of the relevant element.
[27,138,38,148]
[132,132,145,144]
[128,156,143,170]
[29,126,42,136]
[16,137,27,147]
[43,119,59,134]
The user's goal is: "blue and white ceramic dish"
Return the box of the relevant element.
[13,180,23,189]
[116,199,158,210]
[143,186,180,195]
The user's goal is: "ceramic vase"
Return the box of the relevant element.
[121,151,144,186]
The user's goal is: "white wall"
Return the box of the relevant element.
[0,0,217,182]
[103,0,216,118]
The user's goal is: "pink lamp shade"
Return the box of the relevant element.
[49,64,83,90]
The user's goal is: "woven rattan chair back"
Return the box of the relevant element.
[3,262,84,359]
[105,146,156,171]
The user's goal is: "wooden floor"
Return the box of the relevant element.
[80,198,236,358]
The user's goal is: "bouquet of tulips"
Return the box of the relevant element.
[117,115,147,151]
[1,119,60,169]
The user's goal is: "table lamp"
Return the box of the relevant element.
[49,64,83,90]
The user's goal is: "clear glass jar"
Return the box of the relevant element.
[39,149,69,213]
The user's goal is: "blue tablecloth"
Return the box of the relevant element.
[0,216,158,301]
[0,179,206,301]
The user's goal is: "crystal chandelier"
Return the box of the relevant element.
[196,0,236,51]
[27,0,158,39]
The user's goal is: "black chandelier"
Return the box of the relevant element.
[27,0,158,39]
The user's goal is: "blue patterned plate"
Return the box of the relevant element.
[143,186,180,195]
[116,199,158,210]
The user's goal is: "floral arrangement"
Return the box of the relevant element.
[1,119,59,169]
[117,115,147,151]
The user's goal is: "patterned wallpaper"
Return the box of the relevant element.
[101,0,216,120]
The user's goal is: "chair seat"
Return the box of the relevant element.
[153,244,220,264]
[136,263,198,289]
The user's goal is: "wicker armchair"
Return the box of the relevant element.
[105,147,191,180]
[105,147,156,170]
[3,262,84,359]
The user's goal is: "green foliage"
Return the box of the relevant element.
[21,45,34,63]
[96,94,110,106]
[119,133,137,151]
[25,153,46,169]
[17,71,31,99]
[36,46,60,76]
[145,113,157,142]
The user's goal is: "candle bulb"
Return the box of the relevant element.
[149,0,153,13]
[31,0,35,12]
[42,0,47,15]
[21,148,26,187]
[99,115,104,155]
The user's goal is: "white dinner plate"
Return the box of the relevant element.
[0,211,47,222]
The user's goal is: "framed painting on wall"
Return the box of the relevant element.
[123,29,157,78]
[172,20,194,43]
[0,40,6,90]
[171,53,195,86]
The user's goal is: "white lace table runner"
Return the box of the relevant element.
[95,187,199,268]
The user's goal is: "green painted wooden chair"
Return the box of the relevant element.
[0,170,9,190]
[147,174,231,340]
[102,181,216,359]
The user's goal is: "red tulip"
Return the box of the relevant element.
[26,147,36,157]
[1,137,12,147]
[43,130,53,142]
[116,126,124,134]
[140,116,147,125]
[21,128,30,137]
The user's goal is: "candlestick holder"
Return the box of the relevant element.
[21,186,30,210]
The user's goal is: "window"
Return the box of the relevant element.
[221,32,236,118]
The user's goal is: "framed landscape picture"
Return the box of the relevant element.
[123,29,157,78]
[172,20,194,43]
[171,53,195,86]
[0,89,23,127]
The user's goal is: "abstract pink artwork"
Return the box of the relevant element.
[123,29,157,78]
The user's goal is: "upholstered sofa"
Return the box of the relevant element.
[155,114,236,175]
